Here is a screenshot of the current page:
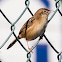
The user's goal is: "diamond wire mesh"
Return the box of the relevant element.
[0,0,62,62]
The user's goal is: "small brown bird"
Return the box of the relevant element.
[7,8,53,51]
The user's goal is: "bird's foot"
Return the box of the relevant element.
[28,46,33,53]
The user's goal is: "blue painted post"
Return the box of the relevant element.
[36,45,48,62]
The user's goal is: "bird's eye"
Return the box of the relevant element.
[44,11,46,12]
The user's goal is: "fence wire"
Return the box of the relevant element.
[0,0,62,62]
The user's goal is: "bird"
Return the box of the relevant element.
[7,8,54,51]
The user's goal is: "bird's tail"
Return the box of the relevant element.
[7,39,17,49]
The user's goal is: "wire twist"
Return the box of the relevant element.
[56,0,62,16]
[57,52,62,62]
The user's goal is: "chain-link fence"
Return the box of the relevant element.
[0,0,62,62]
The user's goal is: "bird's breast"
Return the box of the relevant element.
[26,19,47,41]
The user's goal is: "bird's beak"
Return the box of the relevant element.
[50,10,55,12]
[49,10,55,13]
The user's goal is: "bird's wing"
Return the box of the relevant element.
[19,16,35,34]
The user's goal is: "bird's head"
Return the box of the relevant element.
[41,8,54,15]
[34,8,54,19]
[37,8,54,15]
